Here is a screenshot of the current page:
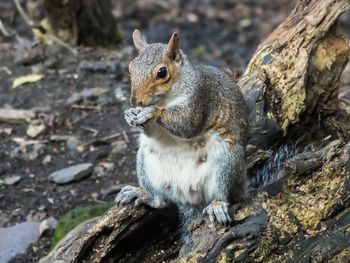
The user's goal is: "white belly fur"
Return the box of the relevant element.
[139,131,229,206]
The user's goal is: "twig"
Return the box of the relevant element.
[80,126,100,137]
[0,19,12,37]
[77,132,122,152]
[45,33,78,56]
[99,132,123,141]
[12,137,48,146]
[14,0,35,27]
[122,131,130,143]
[50,135,74,142]
[71,104,101,111]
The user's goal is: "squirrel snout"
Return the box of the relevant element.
[130,96,144,106]
[130,96,137,106]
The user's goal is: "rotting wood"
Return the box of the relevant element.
[41,140,349,262]
[239,0,349,146]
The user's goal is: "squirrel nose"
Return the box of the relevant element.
[130,96,143,106]
[130,96,137,106]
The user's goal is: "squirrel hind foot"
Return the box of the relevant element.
[202,201,231,225]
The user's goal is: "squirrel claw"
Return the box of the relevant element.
[134,197,151,206]
[124,107,153,127]
[203,201,231,225]
[124,109,138,127]
[115,185,147,205]
[115,185,167,209]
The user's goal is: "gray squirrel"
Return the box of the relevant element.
[115,30,291,232]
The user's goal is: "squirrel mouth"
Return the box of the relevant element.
[144,94,166,107]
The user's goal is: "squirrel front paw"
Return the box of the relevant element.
[115,185,166,208]
[124,107,154,127]
[115,185,148,205]
[203,201,231,225]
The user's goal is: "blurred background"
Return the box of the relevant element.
[0,0,349,262]
[2,0,348,67]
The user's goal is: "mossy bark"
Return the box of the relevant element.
[41,0,350,262]
[239,0,349,146]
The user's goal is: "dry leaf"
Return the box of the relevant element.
[12,74,44,89]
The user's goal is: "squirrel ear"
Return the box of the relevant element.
[133,29,148,52]
[166,32,181,61]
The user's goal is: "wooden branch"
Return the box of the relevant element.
[40,206,179,262]
[42,140,349,262]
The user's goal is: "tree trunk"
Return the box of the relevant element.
[26,0,122,46]
[40,0,350,262]
[240,0,349,146]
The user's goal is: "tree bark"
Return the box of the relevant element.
[41,0,350,262]
[240,0,349,146]
[26,0,122,46]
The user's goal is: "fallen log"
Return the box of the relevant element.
[41,0,350,262]
[41,140,349,262]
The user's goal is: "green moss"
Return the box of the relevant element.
[191,46,206,60]
[52,202,113,246]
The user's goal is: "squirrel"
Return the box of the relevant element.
[115,29,248,228]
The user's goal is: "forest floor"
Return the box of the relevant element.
[0,0,349,262]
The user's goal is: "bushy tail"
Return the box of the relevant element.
[247,144,305,190]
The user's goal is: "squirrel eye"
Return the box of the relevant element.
[156,67,167,79]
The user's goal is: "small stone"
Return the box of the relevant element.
[66,137,81,151]
[91,192,99,200]
[239,18,252,28]
[93,162,114,177]
[0,127,13,135]
[42,155,52,165]
[111,140,127,155]
[39,216,58,236]
[70,189,78,197]
[27,144,46,161]
[48,163,93,184]
[38,205,46,211]
[39,219,49,236]
[27,120,46,138]
[0,221,41,263]
[4,175,21,185]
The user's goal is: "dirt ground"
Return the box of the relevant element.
[0,0,349,261]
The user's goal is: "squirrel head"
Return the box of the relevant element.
[128,29,183,107]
